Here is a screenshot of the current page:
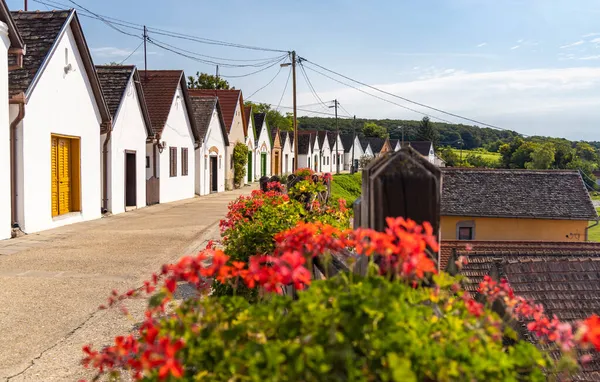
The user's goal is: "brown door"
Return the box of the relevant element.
[210,156,218,192]
[125,152,136,207]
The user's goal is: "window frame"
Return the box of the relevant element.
[456,220,476,241]
[181,147,189,176]
[169,147,177,177]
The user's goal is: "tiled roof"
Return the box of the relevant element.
[327,131,340,150]
[0,1,24,49]
[253,113,266,146]
[317,131,328,148]
[389,139,399,150]
[188,89,244,135]
[138,70,181,136]
[341,134,354,153]
[297,133,312,155]
[366,137,386,153]
[189,96,229,146]
[448,247,600,381]
[96,65,134,117]
[244,105,256,140]
[270,128,279,146]
[402,141,431,156]
[9,10,71,96]
[96,65,152,136]
[441,168,597,221]
[359,137,369,151]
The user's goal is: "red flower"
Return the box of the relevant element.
[582,315,600,351]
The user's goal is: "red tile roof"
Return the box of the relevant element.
[138,70,186,137]
[188,89,246,136]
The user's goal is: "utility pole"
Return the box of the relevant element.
[143,26,148,81]
[352,115,356,173]
[400,125,404,146]
[334,99,339,174]
[24,0,27,11]
[292,51,298,172]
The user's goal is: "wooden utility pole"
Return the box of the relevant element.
[351,115,356,173]
[334,99,339,174]
[292,51,298,171]
[24,0,27,11]
[143,26,148,81]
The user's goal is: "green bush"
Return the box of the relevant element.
[331,172,362,207]
[155,274,547,381]
[233,142,248,189]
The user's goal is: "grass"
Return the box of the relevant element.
[330,173,362,207]
[449,148,501,164]
[587,207,600,242]
[590,192,600,201]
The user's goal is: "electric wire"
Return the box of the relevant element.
[246,66,283,100]
[275,68,292,113]
[119,40,144,64]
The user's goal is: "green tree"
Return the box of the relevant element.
[499,137,524,168]
[245,102,292,131]
[575,142,599,162]
[554,141,575,169]
[525,143,556,169]
[418,116,439,147]
[232,143,248,189]
[439,147,460,167]
[362,122,388,138]
[510,141,537,169]
[187,72,231,90]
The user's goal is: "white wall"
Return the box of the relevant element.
[159,84,196,204]
[105,76,148,214]
[14,26,102,233]
[244,117,254,184]
[281,135,293,175]
[146,142,157,180]
[254,121,271,178]
[196,110,226,195]
[345,136,365,169]
[320,138,331,173]
[225,102,245,188]
[332,135,345,173]
[0,22,11,239]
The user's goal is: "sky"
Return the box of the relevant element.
[7,0,600,140]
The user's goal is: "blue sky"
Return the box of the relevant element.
[8,0,600,140]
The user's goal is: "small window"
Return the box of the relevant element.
[204,157,207,170]
[456,221,475,241]
[219,156,222,169]
[146,156,150,169]
[181,148,189,176]
[169,147,177,177]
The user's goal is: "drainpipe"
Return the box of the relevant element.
[586,219,599,242]
[152,137,158,178]
[9,93,26,235]
[101,121,113,214]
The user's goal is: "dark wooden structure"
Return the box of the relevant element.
[146,176,160,205]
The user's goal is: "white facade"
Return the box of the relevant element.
[196,108,227,196]
[254,119,272,178]
[311,136,320,172]
[331,134,345,173]
[245,114,255,184]
[0,21,10,239]
[427,143,436,163]
[10,25,103,233]
[158,84,196,204]
[298,135,313,170]
[319,135,331,173]
[344,136,365,170]
[281,133,294,175]
[101,74,148,214]
[364,144,375,158]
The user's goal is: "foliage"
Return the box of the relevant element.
[330,172,362,208]
[418,116,440,147]
[439,147,461,167]
[187,72,231,90]
[359,154,374,169]
[362,121,388,138]
[232,143,248,189]
[526,143,556,169]
[245,101,292,131]
[84,216,600,381]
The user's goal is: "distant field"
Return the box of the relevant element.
[588,208,600,242]
[449,149,501,164]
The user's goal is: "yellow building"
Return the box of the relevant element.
[440,168,597,242]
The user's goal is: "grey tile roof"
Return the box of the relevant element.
[341,134,354,153]
[297,134,312,155]
[359,137,369,151]
[0,1,24,49]
[96,65,134,117]
[402,141,432,156]
[253,113,266,142]
[9,10,71,97]
[189,96,229,146]
[441,168,597,220]
[366,137,386,153]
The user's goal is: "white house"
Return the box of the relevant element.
[359,137,375,159]
[244,105,255,184]
[140,70,199,204]
[402,141,436,164]
[342,135,364,171]
[297,133,313,170]
[310,133,321,172]
[280,131,294,175]
[317,131,331,173]
[331,132,345,173]
[189,95,229,195]
[390,139,401,152]
[97,66,152,215]
[253,112,272,179]
[8,10,111,234]
[190,89,247,189]
[1,0,24,239]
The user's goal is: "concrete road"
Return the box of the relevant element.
[0,186,255,381]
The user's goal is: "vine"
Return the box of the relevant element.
[233,142,248,189]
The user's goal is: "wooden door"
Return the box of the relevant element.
[247,151,253,182]
[125,152,137,207]
[52,137,72,216]
[210,157,218,192]
[274,152,280,175]
[51,138,59,217]
[261,153,267,177]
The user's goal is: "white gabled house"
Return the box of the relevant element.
[297,133,313,170]
[317,131,331,173]
[341,134,364,170]
[359,137,375,159]
[1,0,24,239]
[401,141,436,164]
[190,89,247,189]
[310,133,321,172]
[243,105,255,183]
[253,112,272,178]
[189,95,229,195]
[331,132,345,173]
[8,10,111,234]
[97,66,152,215]
[140,70,199,204]
[280,131,294,175]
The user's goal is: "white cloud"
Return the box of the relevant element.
[583,32,600,37]
[579,55,600,60]
[510,45,520,50]
[560,40,585,49]
[298,67,600,140]
[590,37,600,44]
[392,52,496,59]
[91,47,138,57]
[476,42,487,48]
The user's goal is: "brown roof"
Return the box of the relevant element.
[188,96,229,146]
[96,66,152,136]
[138,70,198,141]
[0,0,24,49]
[441,168,597,221]
[9,10,110,124]
[188,89,247,137]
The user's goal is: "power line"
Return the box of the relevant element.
[275,68,292,113]
[246,66,283,100]
[66,0,141,39]
[298,61,330,111]
[119,40,144,64]
[301,58,516,133]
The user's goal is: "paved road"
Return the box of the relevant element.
[0,186,256,381]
